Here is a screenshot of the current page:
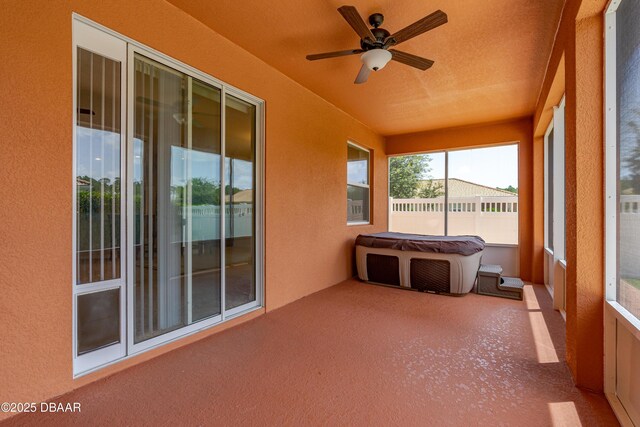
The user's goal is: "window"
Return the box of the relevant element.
[388,152,445,235]
[73,18,263,375]
[389,145,518,245]
[544,98,566,259]
[448,145,518,245]
[612,0,640,319]
[347,142,370,224]
[543,97,566,311]
[605,1,640,424]
[545,127,554,251]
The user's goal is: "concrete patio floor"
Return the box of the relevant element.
[7,279,618,426]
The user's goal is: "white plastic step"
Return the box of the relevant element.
[499,277,524,291]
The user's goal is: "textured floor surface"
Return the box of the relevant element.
[7,280,618,426]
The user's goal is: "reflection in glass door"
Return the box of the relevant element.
[74,20,262,374]
[133,54,222,344]
[225,95,256,311]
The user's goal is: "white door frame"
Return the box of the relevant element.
[73,14,265,375]
[72,19,128,376]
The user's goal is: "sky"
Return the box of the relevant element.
[348,160,368,184]
[168,145,253,190]
[77,129,253,190]
[422,144,518,189]
[82,128,516,193]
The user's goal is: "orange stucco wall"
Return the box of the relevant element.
[533,0,608,391]
[0,0,387,410]
[564,10,605,392]
[532,135,545,285]
[532,56,565,285]
[386,118,535,282]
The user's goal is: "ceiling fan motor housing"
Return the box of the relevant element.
[360,27,391,50]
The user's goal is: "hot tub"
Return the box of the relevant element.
[355,232,485,295]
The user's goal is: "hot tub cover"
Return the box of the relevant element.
[355,232,485,256]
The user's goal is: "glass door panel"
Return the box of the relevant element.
[76,48,122,285]
[75,46,124,359]
[190,80,223,322]
[225,95,256,310]
[133,54,221,344]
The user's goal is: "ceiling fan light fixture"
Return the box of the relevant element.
[306,6,446,83]
[361,49,392,71]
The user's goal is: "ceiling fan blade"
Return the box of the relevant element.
[389,49,434,70]
[306,49,363,61]
[338,6,376,42]
[387,10,447,45]
[354,64,371,84]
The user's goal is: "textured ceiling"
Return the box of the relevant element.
[168,0,564,136]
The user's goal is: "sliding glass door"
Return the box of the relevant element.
[225,95,256,312]
[73,19,263,374]
[132,54,223,345]
[127,50,262,352]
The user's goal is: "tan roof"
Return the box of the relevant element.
[225,189,253,203]
[419,178,515,197]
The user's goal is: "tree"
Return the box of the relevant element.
[389,155,442,199]
[497,185,518,194]
[172,179,243,207]
[76,176,120,212]
[190,177,220,205]
[173,177,220,206]
[417,179,444,198]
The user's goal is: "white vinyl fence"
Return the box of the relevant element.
[347,200,364,222]
[389,196,519,244]
[188,203,253,241]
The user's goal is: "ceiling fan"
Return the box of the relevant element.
[306,5,447,84]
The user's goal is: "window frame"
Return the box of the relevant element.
[72,15,265,376]
[544,120,554,253]
[552,96,566,263]
[387,143,519,247]
[604,1,640,425]
[543,96,566,313]
[347,141,371,226]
